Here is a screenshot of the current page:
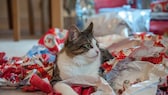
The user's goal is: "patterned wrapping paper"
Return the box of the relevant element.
[150,0,168,12]
[0,28,114,95]
[101,32,168,95]
[38,28,68,54]
[0,46,56,87]
[0,28,68,88]
[2,28,168,95]
[157,75,168,95]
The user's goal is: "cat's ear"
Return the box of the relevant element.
[85,22,93,33]
[68,25,80,41]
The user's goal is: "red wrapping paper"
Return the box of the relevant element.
[101,62,113,73]
[0,52,7,64]
[27,74,95,95]
[71,86,82,95]
[38,28,68,54]
[157,76,168,95]
[22,85,40,92]
[82,86,95,95]
[29,74,53,93]
[150,0,168,12]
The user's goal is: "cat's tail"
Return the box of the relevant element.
[53,82,78,95]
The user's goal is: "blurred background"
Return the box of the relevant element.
[0,0,157,40]
[1,0,168,56]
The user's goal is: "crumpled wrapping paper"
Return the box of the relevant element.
[96,34,127,49]
[38,28,68,54]
[122,79,158,95]
[56,76,116,95]
[122,63,168,95]
[156,74,168,95]
[100,32,168,95]
[28,74,114,95]
[2,27,168,95]
[85,12,130,37]
[0,28,67,88]
[0,46,55,87]
[85,9,150,37]
[104,59,168,95]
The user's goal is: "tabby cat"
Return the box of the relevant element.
[50,22,113,95]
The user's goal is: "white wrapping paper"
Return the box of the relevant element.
[60,76,115,95]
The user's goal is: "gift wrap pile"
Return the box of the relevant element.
[0,28,68,93]
[1,28,168,95]
[100,32,168,95]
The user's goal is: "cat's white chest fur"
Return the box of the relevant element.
[57,51,101,80]
[57,39,101,80]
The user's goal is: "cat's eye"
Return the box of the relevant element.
[83,44,93,49]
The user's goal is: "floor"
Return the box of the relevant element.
[0,17,42,57]
[0,88,46,95]
[0,37,39,57]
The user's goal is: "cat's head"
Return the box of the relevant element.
[64,22,100,60]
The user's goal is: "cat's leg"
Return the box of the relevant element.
[53,82,78,95]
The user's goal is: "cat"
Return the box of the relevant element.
[50,22,113,95]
